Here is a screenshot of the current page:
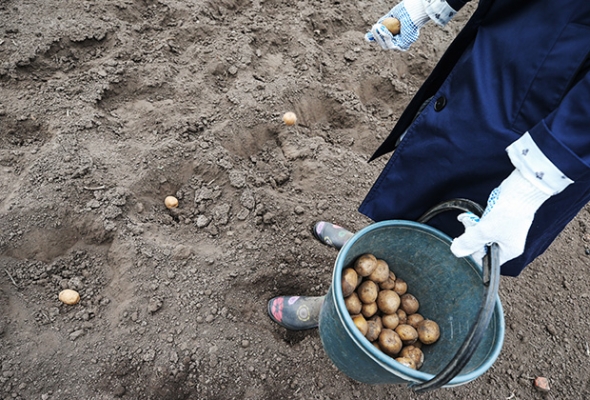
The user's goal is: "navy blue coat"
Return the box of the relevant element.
[359,0,590,276]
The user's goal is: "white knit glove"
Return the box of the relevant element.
[365,0,458,51]
[450,169,551,266]
[365,0,430,51]
[451,132,574,266]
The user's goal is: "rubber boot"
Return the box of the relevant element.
[267,295,325,330]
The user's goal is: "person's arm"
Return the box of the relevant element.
[366,0,472,50]
[452,72,590,266]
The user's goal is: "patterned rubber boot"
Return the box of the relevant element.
[267,295,325,330]
[312,221,354,250]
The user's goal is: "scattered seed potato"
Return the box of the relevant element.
[417,319,441,345]
[342,268,358,298]
[164,196,179,209]
[345,292,362,315]
[59,289,80,305]
[376,289,400,314]
[354,254,378,277]
[368,259,389,283]
[400,293,420,315]
[357,280,379,304]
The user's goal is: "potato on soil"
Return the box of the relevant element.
[395,324,419,345]
[368,259,389,283]
[345,292,362,315]
[379,270,397,290]
[382,313,400,330]
[400,293,420,315]
[417,319,440,345]
[366,319,382,342]
[407,313,424,329]
[342,268,359,297]
[352,314,368,336]
[358,280,379,304]
[378,329,403,356]
[393,277,407,295]
[361,302,378,318]
[401,346,424,369]
[354,253,378,277]
[395,356,416,370]
[376,289,400,314]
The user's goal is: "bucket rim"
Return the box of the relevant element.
[331,219,505,387]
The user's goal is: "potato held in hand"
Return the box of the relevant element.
[382,17,401,35]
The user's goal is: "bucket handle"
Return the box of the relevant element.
[410,198,501,392]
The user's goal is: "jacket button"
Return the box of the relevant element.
[434,96,447,111]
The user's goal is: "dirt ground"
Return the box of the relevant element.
[1,0,590,399]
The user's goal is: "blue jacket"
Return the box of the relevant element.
[359,0,590,276]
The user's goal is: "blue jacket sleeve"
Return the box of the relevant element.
[528,72,590,182]
[446,0,472,12]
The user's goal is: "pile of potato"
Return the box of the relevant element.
[343,253,440,370]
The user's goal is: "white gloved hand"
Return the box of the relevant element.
[365,0,430,51]
[450,169,552,266]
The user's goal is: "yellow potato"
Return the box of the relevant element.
[357,280,379,304]
[368,259,390,283]
[376,289,400,314]
[342,268,358,297]
[382,17,401,35]
[344,292,362,315]
[58,289,80,305]
[417,319,441,345]
[354,254,378,277]
[400,293,420,315]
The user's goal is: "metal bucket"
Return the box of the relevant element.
[318,200,505,392]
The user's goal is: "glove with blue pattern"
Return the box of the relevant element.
[451,169,552,266]
[365,0,430,51]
